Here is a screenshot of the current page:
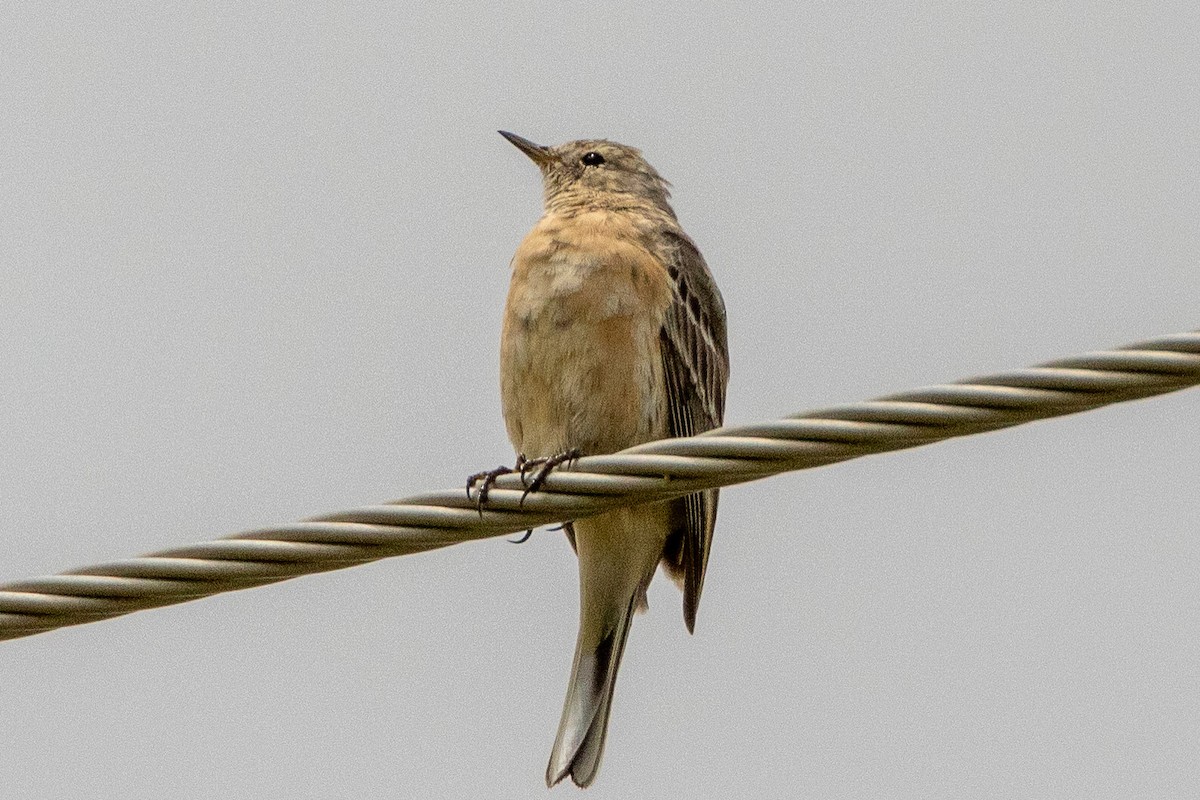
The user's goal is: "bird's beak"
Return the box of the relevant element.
[499,130,555,168]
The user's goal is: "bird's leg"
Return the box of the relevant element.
[519,448,582,504]
[517,453,536,484]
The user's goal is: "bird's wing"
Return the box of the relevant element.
[657,228,730,633]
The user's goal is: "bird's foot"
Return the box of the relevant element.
[519,448,581,505]
[466,457,526,516]
[468,454,544,515]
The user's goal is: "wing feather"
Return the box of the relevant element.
[656,228,729,633]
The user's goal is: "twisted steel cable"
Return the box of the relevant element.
[2,330,1197,642]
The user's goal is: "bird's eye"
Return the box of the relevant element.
[581,152,605,166]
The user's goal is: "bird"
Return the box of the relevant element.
[482,131,729,788]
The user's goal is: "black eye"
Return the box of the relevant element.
[581,151,605,166]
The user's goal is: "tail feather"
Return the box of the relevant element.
[547,504,668,787]
[545,595,636,788]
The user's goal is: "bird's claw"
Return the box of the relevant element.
[508,529,534,544]
[466,464,516,516]
[519,448,581,505]
[467,448,580,520]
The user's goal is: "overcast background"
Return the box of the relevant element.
[2,3,1198,798]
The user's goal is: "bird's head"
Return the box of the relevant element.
[499,131,673,215]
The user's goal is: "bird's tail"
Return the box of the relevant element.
[545,592,637,788]
[546,505,667,788]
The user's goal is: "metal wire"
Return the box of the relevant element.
[2,330,1197,642]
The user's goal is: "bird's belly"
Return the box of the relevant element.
[500,250,672,458]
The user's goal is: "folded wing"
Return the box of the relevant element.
[657,228,730,632]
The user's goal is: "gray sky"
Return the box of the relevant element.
[2,3,1198,798]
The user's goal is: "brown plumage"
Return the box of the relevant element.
[496,132,729,787]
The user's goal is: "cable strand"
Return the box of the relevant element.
[2,330,1197,642]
